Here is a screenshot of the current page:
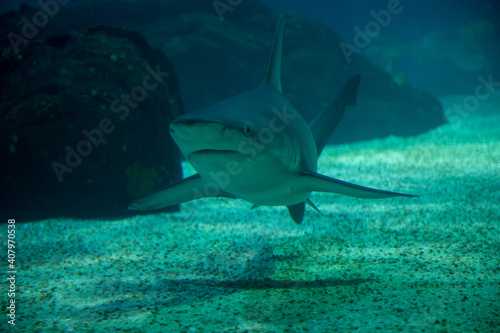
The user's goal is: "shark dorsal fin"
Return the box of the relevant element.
[264,14,285,93]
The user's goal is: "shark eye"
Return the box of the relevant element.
[243,124,253,136]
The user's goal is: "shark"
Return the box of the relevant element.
[129,14,416,224]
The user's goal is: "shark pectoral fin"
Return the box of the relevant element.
[128,173,236,211]
[301,171,418,199]
[287,202,305,225]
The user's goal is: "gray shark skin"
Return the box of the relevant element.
[129,15,417,224]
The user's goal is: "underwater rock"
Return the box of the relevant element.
[0,26,183,221]
[5,0,447,143]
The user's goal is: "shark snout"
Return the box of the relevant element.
[169,116,231,153]
[169,113,224,135]
[169,114,251,164]
[169,115,200,133]
[170,116,206,139]
[170,118,225,138]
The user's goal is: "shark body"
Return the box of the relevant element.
[129,15,416,224]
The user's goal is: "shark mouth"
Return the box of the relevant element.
[189,149,255,161]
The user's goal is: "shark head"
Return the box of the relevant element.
[168,85,317,205]
[169,86,315,171]
[169,105,258,163]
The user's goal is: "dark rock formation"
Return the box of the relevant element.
[0,25,183,221]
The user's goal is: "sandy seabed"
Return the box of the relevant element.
[3,96,500,332]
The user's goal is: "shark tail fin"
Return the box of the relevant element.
[128,173,236,210]
[300,170,418,199]
[309,74,361,155]
[264,14,285,93]
[337,74,361,108]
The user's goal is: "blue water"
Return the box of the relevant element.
[1,1,499,332]
[262,0,500,94]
